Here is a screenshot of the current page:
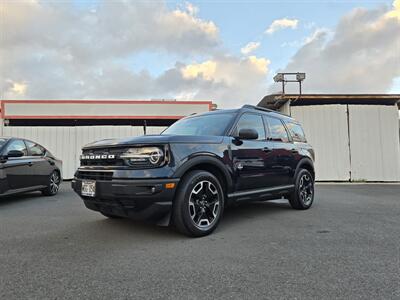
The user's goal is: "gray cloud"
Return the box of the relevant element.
[4,1,397,108]
[273,4,400,94]
[0,0,271,107]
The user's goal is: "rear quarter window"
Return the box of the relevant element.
[286,122,307,143]
[264,116,290,143]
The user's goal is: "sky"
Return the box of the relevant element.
[1,0,399,107]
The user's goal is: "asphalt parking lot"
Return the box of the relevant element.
[0,183,399,299]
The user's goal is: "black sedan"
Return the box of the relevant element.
[0,137,62,197]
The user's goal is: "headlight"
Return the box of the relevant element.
[120,146,166,167]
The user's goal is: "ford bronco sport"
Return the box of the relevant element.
[72,105,315,237]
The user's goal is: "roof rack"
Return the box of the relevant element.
[241,104,290,117]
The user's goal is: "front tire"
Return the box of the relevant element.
[288,169,314,210]
[173,171,224,237]
[42,170,61,196]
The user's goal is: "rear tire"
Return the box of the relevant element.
[288,169,314,210]
[42,170,61,196]
[173,170,224,237]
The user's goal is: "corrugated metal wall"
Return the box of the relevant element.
[290,104,400,182]
[291,105,351,181]
[348,105,400,181]
[1,125,166,179]
[1,106,399,181]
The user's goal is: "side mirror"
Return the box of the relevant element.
[6,150,24,158]
[238,128,258,140]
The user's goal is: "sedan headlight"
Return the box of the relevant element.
[120,146,166,167]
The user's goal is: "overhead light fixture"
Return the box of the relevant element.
[296,73,306,81]
[272,72,306,96]
[273,73,284,82]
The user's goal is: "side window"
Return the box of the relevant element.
[233,113,266,140]
[5,140,28,156]
[286,122,307,142]
[25,140,46,156]
[265,117,290,143]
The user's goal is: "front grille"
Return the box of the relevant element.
[76,171,113,181]
[125,161,158,169]
[81,160,124,166]
[81,148,126,167]
[80,146,165,169]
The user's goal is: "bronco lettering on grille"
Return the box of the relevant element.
[81,154,116,160]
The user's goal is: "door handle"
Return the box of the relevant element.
[290,149,298,154]
[28,162,33,167]
[263,147,272,153]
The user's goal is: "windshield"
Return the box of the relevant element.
[162,113,236,136]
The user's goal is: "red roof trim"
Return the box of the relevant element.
[1,100,212,105]
[4,115,186,120]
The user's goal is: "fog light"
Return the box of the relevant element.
[165,183,176,189]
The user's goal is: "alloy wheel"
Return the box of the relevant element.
[299,174,313,206]
[188,180,221,229]
[50,172,60,194]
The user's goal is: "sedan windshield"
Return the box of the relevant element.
[162,113,235,136]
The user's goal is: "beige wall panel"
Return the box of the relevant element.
[291,105,351,181]
[348,105,400,181]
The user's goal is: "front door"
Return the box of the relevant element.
[1,139,32,191]
[230,113,278,191]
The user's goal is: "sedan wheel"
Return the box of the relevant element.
[42,171,61,196]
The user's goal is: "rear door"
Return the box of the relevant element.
[1,139,32,191]
[25,140,52,186]
[264,116,297,185]
[230,113,278,191]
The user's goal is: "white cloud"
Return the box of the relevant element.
[174,55,270,106]
[0,1,271,107]
[265,18,299,34]
[386,0,400,20]
[240,42,261,55]
[271,1,400,94]
[280,28,331,49]
[181,61,217,81]
[181,56,269,83]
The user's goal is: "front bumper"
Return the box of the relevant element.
[71,177,179,223]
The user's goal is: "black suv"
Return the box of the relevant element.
[72,105,315,237]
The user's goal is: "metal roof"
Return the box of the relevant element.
[258,94,400,110]
[0,100,213,127]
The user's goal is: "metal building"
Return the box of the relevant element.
[258,94,400,182]
[0,100,213,179]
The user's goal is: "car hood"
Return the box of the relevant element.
[83,135,224,149]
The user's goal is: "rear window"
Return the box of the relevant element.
[26,140,46,156]
[265,116,290,143]
[286,122,307,142]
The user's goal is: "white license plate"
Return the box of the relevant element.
[81,180,96,197]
